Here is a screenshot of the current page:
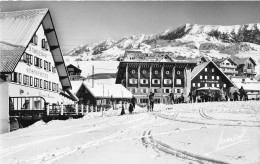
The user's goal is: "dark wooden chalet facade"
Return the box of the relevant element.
[191,61,235,93]
[116,61,197,104]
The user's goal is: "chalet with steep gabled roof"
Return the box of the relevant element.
[232,57,257,77]
[191,61,235,97]
[0,9,78,133]
[213,58,238,76]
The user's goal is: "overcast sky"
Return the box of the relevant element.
[1,1,260,53]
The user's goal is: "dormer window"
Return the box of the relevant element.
[32,35,38,45]
[45,41,49,50]
[42,39,45,49]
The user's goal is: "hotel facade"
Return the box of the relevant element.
[116,61,197,104]
[0,9,77,133]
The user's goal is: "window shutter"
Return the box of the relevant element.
[42,39,45,49]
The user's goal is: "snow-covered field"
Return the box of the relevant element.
[1,101,260,164]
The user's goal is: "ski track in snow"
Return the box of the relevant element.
[0,116,145,158]
[141,130,230,164]
[1,116,115,140]
[30,115,158,164]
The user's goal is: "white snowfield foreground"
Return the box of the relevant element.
[0,101,260,164]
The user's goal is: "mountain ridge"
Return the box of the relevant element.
[64,23,260,64]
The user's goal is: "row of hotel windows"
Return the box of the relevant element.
[31,35,49,50]
[23,53,56,73]
[11,72,59,92]
[129,79,182,85]
[130,88,183,94]
[200,75,219,80]
[192,83,226,88]
[131,70,181,75]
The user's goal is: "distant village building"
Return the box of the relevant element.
[230,77,260,100]
[232,57,257,77]
[66,64,85,81]
[120,50,176,62]
[213,58,238,76]
[76,82,133,111]
[0,9,78,133]
[191,61,235,95]
[189,56,209,65]
[115,61,197,104]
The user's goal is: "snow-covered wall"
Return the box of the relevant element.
[0,80,10,133]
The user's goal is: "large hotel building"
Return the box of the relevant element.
[116,61,197,104]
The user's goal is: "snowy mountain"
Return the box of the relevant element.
[64,23,260,65]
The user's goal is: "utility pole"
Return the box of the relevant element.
[92,65,94,88]
[102,83,104,116]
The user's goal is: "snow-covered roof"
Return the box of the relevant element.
[233,82,260,91]
[213,58,237,66]
[191,62,209,79]
[79,82,133,99]
[0,8,48,47]
[233,57,256,66]
[231,77,258,83]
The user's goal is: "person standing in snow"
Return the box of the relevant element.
[148,92,155,111]
[192,90,197,103]
[130,95,137,110]
[169,92,174,104]
[208,88,212,102]
[128,103,134,114]
[188,92,192,103]
[120,101,125,115]
[220,87,225,101]
[239,86,245,101]
[233,90,239,101]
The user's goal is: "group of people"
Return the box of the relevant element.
[233,86,248,101]
[121,86,249,115]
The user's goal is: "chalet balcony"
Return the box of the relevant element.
[244,68,257,74]
[219,64,237,69]
[223,70,238,74]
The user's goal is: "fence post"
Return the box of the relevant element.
[75,103,78,115]
[46,104,50,115]
[61,103,64,115]
[81,104,84,115]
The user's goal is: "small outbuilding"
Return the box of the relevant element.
[76,82,133,111]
